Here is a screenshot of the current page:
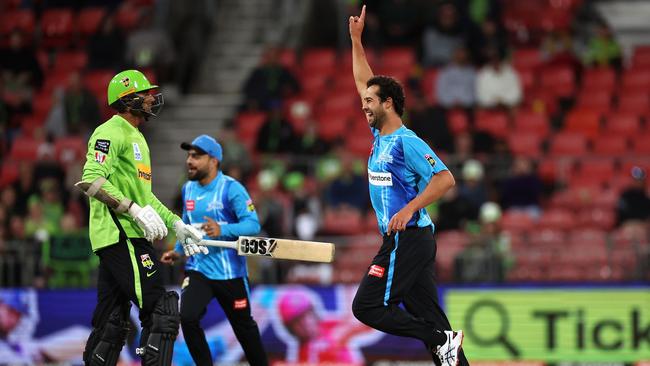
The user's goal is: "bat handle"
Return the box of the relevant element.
[199,239,238,250]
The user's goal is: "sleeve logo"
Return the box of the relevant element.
[94,151,107,164]
[94,139,110,154]
[368,264,385,278]
[424,154,436,167]
[132,143,142,161]
[185,200,195,211]
[246,199,255,212]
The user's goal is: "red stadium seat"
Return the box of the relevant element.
[581,67,616,90]
[0,9,35,46]
[577,207,615,230]
[500,210,535,232]
[540,65,575,97]
[0,161,19,188]
[381,47,416,71]
[549,132,588,157]
[528,228,566,247]
[317,114,348,142]
[507,132,542,157]
[592,135,629,156]
[517,68,536,93]
[318,92,357,116]
[77,7,107,38]
[568,228,607,247]
[617,91,649,114]
[447,109,468,134]
[513,110,549,137]
[85,69,116,103]
[235,112,266,147]
[563,109,601,138]
[300,73,330,95]
[31,92,52,120]
[475,110,510,138]
[277,48,297,70]
[9,136,43,161]
[632,134,650,154]
[421,68,439,105]
[603,113,640,138]
[632,45,650,67]
[114,5,140,31]
[575,90,611,114]
[538,209,575,231]
[301,48,337,73]
[54,136,86,165]
[40,9,75,48]
[345,125,373,157]
[321,207,363,235]
[53,51,88,73]
[621,67,650,90]
[512,48,542,71]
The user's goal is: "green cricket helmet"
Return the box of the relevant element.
[107,70,164,117]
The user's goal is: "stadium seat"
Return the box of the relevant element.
[549,132,588,157]
[603,113,640,138]
[575,90,611,114]
[321,207,363,235]
[528,228,566,247]
[31,92,52,121]
[581,67,616,90]
[421,68,439,105]
[563,109,601,138]
[40,9,75,49]
[572,159,615,183]
[345,126,373,157]
[235,111,266,147]
[517,68,536,93]
[381,47,416,71]
[54,136,86,165]
[9,136,42,161]
[301,48,337,73]
[114,4,140,31]
[20,115,45,138]
[592,135,629,156]
[568,228,607,247]
[632,45,650,68]
[317,114,348,141]
[0,9,35,46]
[84,69,116,103]
[446,109,469,134]
[538,209,575,231]
[617,91,649,114]
[318,92,358,116]
[577,207,615,230]
[632,134,650,154]
[621,67,650,90]
[0,161,19,188]
[77,7,107,38]
[507,132,542,157]
[475,110,510,138]
[512,48,542,71]
[513,110,549,137]
[53,51,88,73]
[540,65,575,98]
[500,210,535,232]
[300,73,330,95]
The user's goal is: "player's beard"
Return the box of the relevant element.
[368,107,386,129]
[188,167,208,181]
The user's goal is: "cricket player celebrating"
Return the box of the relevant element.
[78,70,208,366]
[348,7,469,366]
[161,135,268,366]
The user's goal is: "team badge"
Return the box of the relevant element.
[94,151,106,164]
[140,254,154,269]
[186,200,195,211]
[246,199,255,212]
[121,77,130,87]
[368,264,385,278]
[133,143,142,161]
[233,299,248,310]
[424,154,436,167]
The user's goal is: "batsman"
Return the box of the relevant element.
[78,69,208,366]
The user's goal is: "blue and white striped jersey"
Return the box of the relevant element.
[174,171,260,280]
[367,125,448,235]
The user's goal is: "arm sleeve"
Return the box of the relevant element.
[219,181,261,238]
[403,136,449,182]
[81,128,128,204]
[174,183,189,255]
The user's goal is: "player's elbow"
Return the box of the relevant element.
[442,170,455,188]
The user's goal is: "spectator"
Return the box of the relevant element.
[0,30,43,114]
[86,14,126,71]
[254,169,287,238]
[324,150,368,212]
[476,46,522,109]
[583,22,621,68]
[458,159,488,211]
[243,47,300,111]
[293,118,331,156]
[421,1,466,67]
[125,13,176,83]
[284,172,321,241]
[218,127,253,181]
[377,0,420,46]
[436,47,476,108]
[256,105,298,154]
[616,167,650,226]
[541,30,580,70]
[12,163,36,217]
[500,157,542,216]
[407,92,454,153]
[467,19,508,65]
[62,71,101,135]
[454,202,511,283]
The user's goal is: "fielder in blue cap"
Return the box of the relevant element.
[162,134,267,365]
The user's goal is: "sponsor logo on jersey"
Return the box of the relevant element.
[233,298,248,310]
[246,199,255,212]
[424,154,436,167]
[94,151,107,164]
[377,153,393,164]
[140,254,154,269]
[368,264,385,278]
[186,200,195,211]
[94,139,110,153]
[368,170,393,186]
[207,201,223,211]
[137,164,152,181]
[133,143,142,161]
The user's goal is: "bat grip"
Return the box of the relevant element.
[199,240,238,250]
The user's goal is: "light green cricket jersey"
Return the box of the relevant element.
[82,115,181,251]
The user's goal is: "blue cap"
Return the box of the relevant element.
[0,290,28,314]
[181,134,222,161]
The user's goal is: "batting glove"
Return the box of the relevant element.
[173,220,209,256]
[128,203,168,242]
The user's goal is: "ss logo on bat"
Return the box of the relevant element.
[241,238,277,256]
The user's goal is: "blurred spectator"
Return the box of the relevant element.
[0,186,18,220]
[616,167,650,226]
[284,172,321,241]
[254,169,287,238]
[541,30,580,70]
[476,46,522,109]
[219,127,253,181]
[63,72,101,135]
[12,163,36,217]
[421,2,466,67]
[435,185,477,231]
[454,202,511,283]
[407,92,454,153]
[243,47,300,111]
[125,13,176,83]
[500,157,542,215]
[436,47,476,108]
[583,22,621,68]
[377,0,420,46]
[324,151,368,212]
[25,179,64,242]
[0,30,43,113]
[458,159,488,210]
[87,14,126,71]
[467,19,507,65]
[256,105,298,154]
[293,118,331,156]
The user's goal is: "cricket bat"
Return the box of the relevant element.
[200,236,335,263]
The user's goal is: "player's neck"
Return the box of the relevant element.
[199,169,218,186]
[118,113,141,128]
[378,116,403,136]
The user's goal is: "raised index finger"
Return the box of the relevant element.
[360,4,366,21]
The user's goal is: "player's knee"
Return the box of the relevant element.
[140,291,180,366]
[84,303,131,366]
[352,299,370,325]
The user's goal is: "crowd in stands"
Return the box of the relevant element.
[1,0,649,288]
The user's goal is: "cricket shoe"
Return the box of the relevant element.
[434,330,464,366]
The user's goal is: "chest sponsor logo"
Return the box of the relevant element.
[233,298,248,310]
[377,153,393,164]
[94,139,110,154]
[246,199,255,212]
[133,143,142,161]
[185,200,195,211]
[424,154,436,167]
[368,170,393,186]
[207,201,224,211]
[94,151,107,164]
[140,254,154,270]
[137,164,152,181]
[368,264,385,278]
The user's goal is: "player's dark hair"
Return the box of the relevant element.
[367,75,405,117]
